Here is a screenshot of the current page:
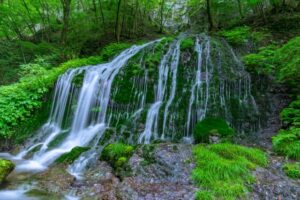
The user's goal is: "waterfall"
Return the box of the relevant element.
[13,40,159,172]
[1,35,261,182]
[138,40,181,144]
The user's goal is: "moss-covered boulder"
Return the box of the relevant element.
[55,146,90,164]
[101,143,134,169]
[0,159,15,183]
[193,118,235,143]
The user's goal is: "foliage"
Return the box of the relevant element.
[280,98,300,127]
[192,143,267,200]
[243,36,300,91]
[272,127,300,160]
[99,43,131,61]
[0,159,15,183]
[193,118,235,143]
[181,38,194,50]
[219,26,268,46]
[0,56,103,140]
[56,147,90,164]
[283,162,300,179]
[101,143,134,169]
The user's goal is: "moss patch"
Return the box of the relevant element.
[193,118,235,143]
[192,143,267,200]
[181,38,194,51]
[56,146,90,164]
[0,159,15,183]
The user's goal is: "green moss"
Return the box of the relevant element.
[101,143,134,169]
[283,162,300,179]
[272,127,300,160]
[192,144,267,200]
[56,146,90,164]
[99,42,131,61]
[0,159,15,183]
[193,118,235,143]
[181,38,194,50]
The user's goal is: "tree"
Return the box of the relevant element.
[60,0,72,45]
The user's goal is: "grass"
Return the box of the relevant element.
[192,143,267,200]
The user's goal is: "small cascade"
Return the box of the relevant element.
[12,40,159,172]
[138,40,181,144]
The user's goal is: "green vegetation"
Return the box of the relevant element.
[283,162,300,179]
[272,128,300,160]
[0,56,102,140]
[101,143,134,169]
[280,98,300,127]
[244,36,300,91]
[56,147,90,164]
[192,143,267,200]
[219,26,268,45]
[193,118,235,143]
[0,159,15,183]
[181,38,194,50]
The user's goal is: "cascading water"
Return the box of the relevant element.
[0,35,263,199]
[7,40,159,173]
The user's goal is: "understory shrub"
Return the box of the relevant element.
[0,56,103,140]
[272,127,300,160]
[192,143,267,200]
[193,118,235,143]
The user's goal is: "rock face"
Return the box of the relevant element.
[249,154,300,200]
[0,159,15,184]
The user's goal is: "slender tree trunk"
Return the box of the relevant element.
[98,0,105,26]
[206,0,214,31]
[159,0,165,33]
[60,0,72,45]
[115,0,122,42]
[236,0,244,18]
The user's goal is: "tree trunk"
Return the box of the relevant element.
[60,0,72,45]
[236,0,244,18]
[206,0,214,31]
[159,0,165,33]
[115,0,122,42]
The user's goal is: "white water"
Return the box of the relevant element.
[138,40,181,144]
[9,40,158,173]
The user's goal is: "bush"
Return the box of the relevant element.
[280,98,300,127]
[193,118,235,143]
[272,127,300,160]
[99,42,131,61]
[283,162,300,179]
[192,143,267,200]
[101,143,134,169]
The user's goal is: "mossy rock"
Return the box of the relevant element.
[55,146,90,164]
[181,38,194,51]
[101,143,134,169]
[0,159,15,183]
[193,118,235,143]
[283,162,300,179]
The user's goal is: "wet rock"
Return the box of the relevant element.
[0,159,15,184]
